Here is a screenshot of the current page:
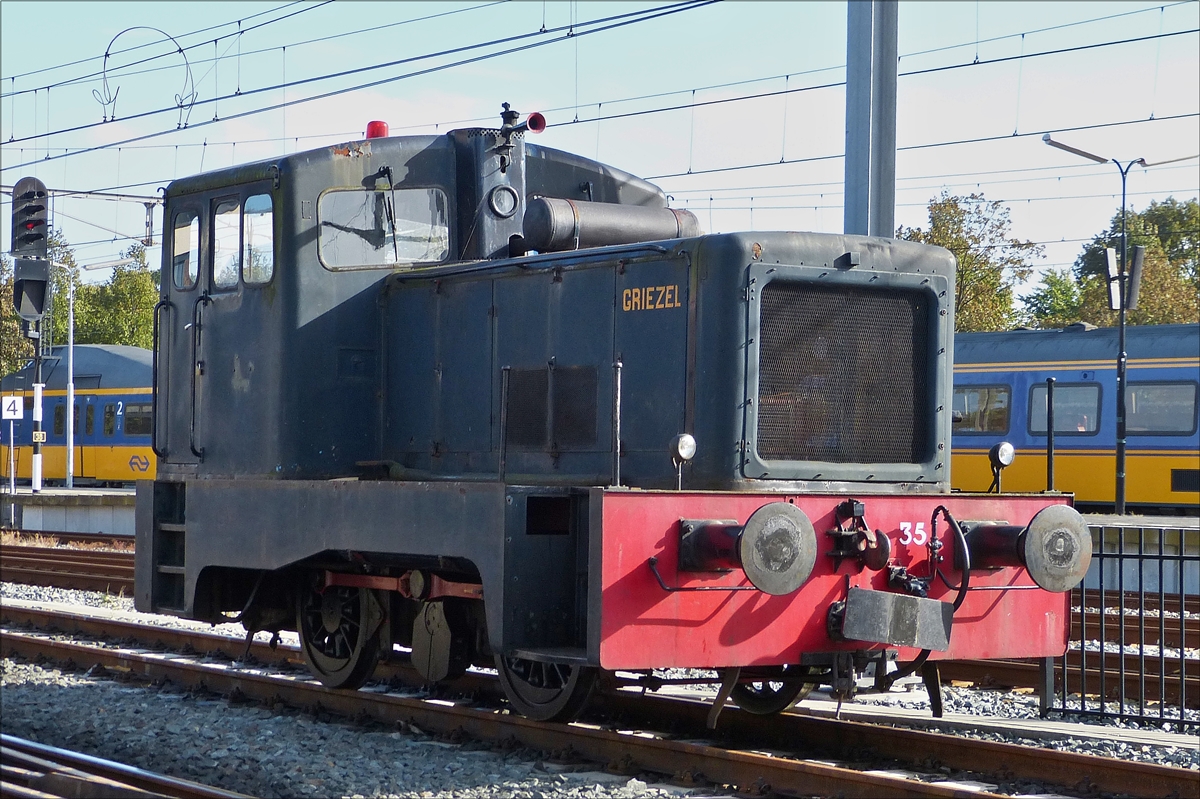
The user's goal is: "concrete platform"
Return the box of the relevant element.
[1083,513,1199,530]
[1,486,136,536]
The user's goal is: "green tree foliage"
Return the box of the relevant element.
[2,234,160,378]
[74,243,158,350]
[0,254,36,378]
[898,192,1043,332]
[1020,268,1082,330]
[1022,196,1199,329]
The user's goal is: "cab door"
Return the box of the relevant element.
[158,204,204,465]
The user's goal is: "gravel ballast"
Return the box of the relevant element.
[1,657,691,798]
[3,580,1197,797]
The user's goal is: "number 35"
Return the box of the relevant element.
[898,521,927,546]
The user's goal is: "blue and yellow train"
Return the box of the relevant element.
[1,344,156,484]
[952,323,1200,513]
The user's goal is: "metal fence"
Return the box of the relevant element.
[1042,518,1200,729]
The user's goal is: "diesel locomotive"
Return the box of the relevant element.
[136,105,1093,722]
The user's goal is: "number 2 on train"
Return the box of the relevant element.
[898,521,927,547]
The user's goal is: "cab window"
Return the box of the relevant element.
[1030,383,1100,435]
[318,188,450,269]
[952,385,1010,434]
[1128,382,1197,434]
[53,404,64,436]
[212,200,241,289]
[173,210,200,290]
[242,194,274,284]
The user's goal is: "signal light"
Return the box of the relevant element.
[10,176,49,260]
[13,258,50,321]
[365,120,389,139]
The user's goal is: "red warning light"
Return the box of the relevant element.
[365,120,389,139]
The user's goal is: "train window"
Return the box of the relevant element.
[1127,382,1197,434]
[1029,383,1100,435]
[318,188,450,270]
[172,211,200,290]
[212,199,241,289]
[103,404,116,436]
[85,404,94,436]
[53,404,64,436]
[125,403,152,436]
[242,194,274,284]
[952,385,1010,434]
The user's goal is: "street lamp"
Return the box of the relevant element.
[50,257,135,488]
[1042,134,1199,514]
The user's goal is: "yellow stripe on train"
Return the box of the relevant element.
[951,451,1198,506]
[0,444,156,482]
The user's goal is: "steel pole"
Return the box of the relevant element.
[32,350,42,493]
[66,278,74,488]
[1115,160,1132,515]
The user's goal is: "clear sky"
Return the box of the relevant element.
[2,1,1197,299]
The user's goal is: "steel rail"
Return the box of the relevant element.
[0,628,999,799]
[1,734,249,798]
[2,604,1195,799]
[0,545,134,594]
[940,658,1200,708]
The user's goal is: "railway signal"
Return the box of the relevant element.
[11,176,49,259]
[9,176,52,492]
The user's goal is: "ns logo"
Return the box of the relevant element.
[128,454,151,472]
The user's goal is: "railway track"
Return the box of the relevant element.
[1,543,1196,705]
[1,602,1194,799]
[0,544,134,594]
[1,734,248,798]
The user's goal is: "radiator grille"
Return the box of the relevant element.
[756,282,930,464]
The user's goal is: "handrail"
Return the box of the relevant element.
[150,299,171,458]
[188,293,211,459]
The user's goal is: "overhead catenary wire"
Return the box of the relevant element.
[644,111,1200,180]
[3,0,311,82]
[1,1,509,100]
[1,1,335,98]
[2,17,1193,168]
[1,0,716,151]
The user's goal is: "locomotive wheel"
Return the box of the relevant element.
[731,665,820,715]
[495,656,597,722]
[297,582,381,690]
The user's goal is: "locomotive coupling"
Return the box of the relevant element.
[678,502,818,595]
[957,505,1092,593]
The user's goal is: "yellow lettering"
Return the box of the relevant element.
[652,286,663,309]
[675,285,682,307]
[622,289,632,312]
[664,285,674,308]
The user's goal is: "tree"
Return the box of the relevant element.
[1021,268,1081,329]
[75,247,158,349]
[0,254,36,378]
[1074,238,1198,327]
[897,192,1043,332]
[1023,196,1199,329]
